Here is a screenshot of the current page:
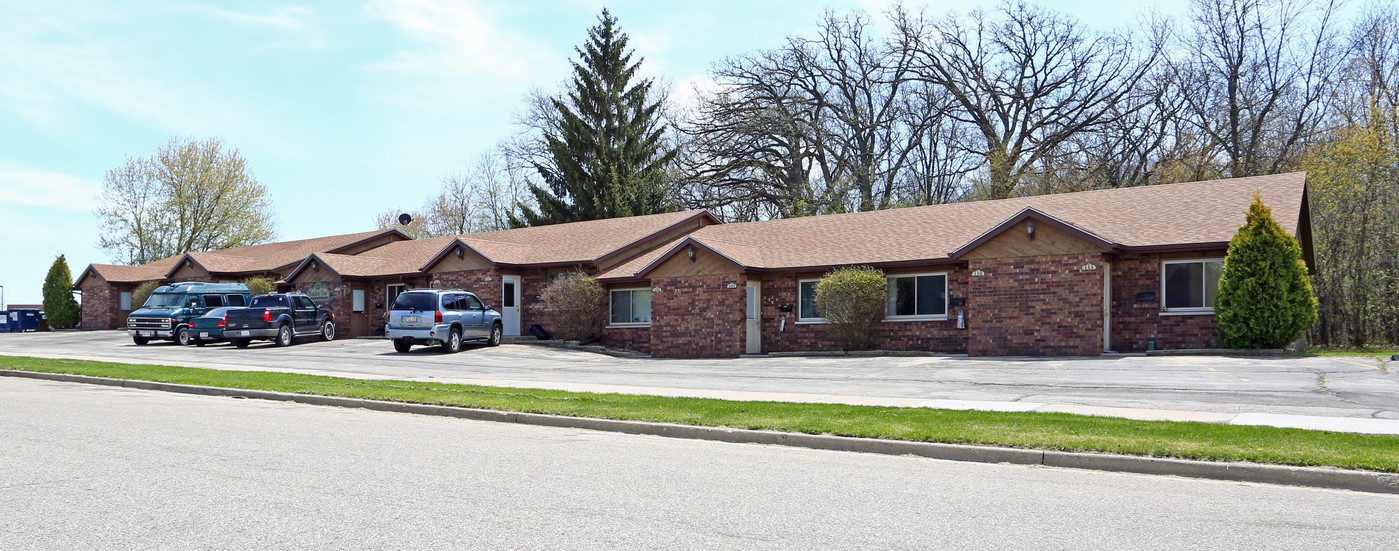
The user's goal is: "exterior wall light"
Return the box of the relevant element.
[456,247,464,259]
[687,247,696,262]
[310,261,318,271]
[1026,220,1036,240]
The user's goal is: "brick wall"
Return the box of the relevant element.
[967,253,1105,356]
[1109,253,1218,351]
[650,274,746,358]
[602,326,650,353]
[756,269,969,354]
[80,281,119,330]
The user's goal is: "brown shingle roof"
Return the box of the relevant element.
[454,210,714,266]
[171,229,404,276]
[633,172,1307,275]
[75,255,180,286]
[296,236,458,279]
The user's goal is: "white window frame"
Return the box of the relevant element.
[607,287,652,327]
[386,284,406,308]
[119,291,132,311]
[1161,258,1225,315]
[796,278,827,323]
[884,272,950,321]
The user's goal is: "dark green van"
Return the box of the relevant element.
[127,282,252,346]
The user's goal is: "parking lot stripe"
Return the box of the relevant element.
[1203,366,1251,382]
[1050,364,1072,378]
[1329,358,1383,371]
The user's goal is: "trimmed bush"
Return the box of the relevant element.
[242,277,275,296]
[540,272,607,341]
[815,266,888,350]
[131,281,160,310]
[42,254,81,329]
[1215,195,1318,349]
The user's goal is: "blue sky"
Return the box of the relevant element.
[0,0,1178,306]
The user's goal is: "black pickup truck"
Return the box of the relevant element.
[223,292,336,348]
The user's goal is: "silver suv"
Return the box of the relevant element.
[385,289,503,353]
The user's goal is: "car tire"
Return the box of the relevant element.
[393,339,411,353]
[320,320,336,342]
[132,336,149,346]
[176,327,191,346]
[441,328,462,353]
[487,323,502,346]
[193,338,206,347]
[232,338,250,349]
[274,323,294,347]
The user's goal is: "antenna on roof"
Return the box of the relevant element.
[398,213,412,226]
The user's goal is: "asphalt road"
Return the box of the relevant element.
[1,331,1396,420]
[2,376,1395,550]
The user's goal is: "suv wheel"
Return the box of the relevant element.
[320,320,336,341]
[441,328,462,353]
[393,339,411,353]
[274,324,294,347]
[193,338,206,347]
[232,338,250,349]
[487,323,502,346]
[176,327,191,346]
[132,336,149,346]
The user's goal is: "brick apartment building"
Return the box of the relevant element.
[75,172,1312,358]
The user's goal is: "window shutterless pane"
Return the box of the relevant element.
[611,291,631,324]
[916,275,946,316]
[887,277,917,316]
[352,290,365,312]
[1164,262,1204,308]
[502,283,516,308]
[465,295,484,310]
[631,290,650,322]
[1204,260,1223,307]
[746,287,757,320]
[226,295,246,307]
[799,281,819,319]
[120,292,132,310]
[203,295,224,308]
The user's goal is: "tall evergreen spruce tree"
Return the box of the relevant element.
[1214,196,1318,349]
[42,254,81,329]
[513,10,676,227]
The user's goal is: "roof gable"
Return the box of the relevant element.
[949,208,1116,260]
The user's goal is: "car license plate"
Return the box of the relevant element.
[200,332,210,338]
[403,315,419,324]
[237,330,250,337]
[140,331,154,337]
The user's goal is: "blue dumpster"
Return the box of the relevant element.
[0,312,8,332]
[9,309,40,332]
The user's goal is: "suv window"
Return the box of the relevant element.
[250,296,288,308]
[295,296,316,310]
[392,292,437,312]
[464,295,484,310]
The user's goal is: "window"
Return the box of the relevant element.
[609,288,651,325]
[295,296,317,310]
[391,292,435,312]
[250,295,287,308]
[119,292,132,311]
[386,284,406,307]
[352,290,365,312]
[502,281,516,308]
[464,295,484,310]
[226,295,247,307]
[798,279,823,321]
[203,294,224,308]
[885,273,948,319]
[1163,259,1224,312]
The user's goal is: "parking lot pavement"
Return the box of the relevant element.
[1,331,1397,426]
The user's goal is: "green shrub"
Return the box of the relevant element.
[242,277,275,296]
[42,254,80,329]
[1215,195,1318,349]
[131,281,161,310]
[540,272,607,341]
[814,266,888,350]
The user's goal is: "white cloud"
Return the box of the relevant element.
[0,165,102,211]
[363,0,551,83]
[182,4,325,48]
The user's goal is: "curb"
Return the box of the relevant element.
[4,369,1396,495]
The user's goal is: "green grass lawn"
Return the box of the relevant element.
[3,354,1397,472]
[1307,346,1399,359]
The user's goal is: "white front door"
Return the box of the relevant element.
[1102,261,1112,353]
[745,281,761,354]
[501,275,521,336]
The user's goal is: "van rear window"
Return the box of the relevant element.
[226,295,247,306]
[392,292,437,311]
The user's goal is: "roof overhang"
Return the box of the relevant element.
[418,238,497,272]
[284,253,344,283]
[948,207,1119,260]
[634,236,749,278]
[591,210,723,267]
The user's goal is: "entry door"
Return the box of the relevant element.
[745,281,761,354]
[1102,261,1112,352]
[350,287,369,337]
[501,275,521,336]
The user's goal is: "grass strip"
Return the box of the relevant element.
[3,354,1397,472]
